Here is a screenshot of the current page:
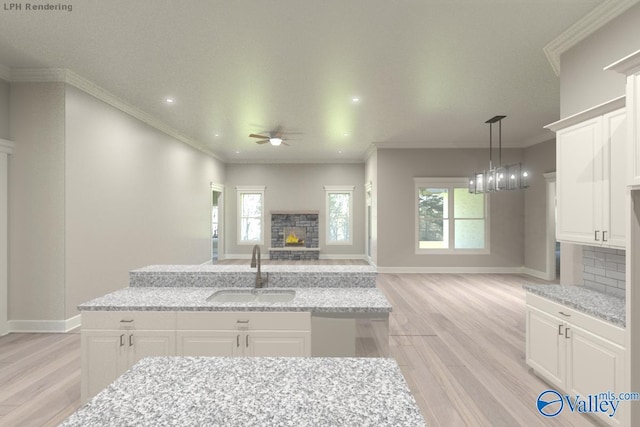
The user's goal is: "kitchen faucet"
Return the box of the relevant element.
[250,244,266,288]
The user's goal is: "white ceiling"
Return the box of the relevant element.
[0,0,605,162]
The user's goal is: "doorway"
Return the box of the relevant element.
[211,184,224,262]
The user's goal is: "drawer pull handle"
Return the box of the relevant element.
[237,334,240,347]
[558,324,564,335]
[129,334,134,347]
[594,230,600,241]
[565,327,571,339]
[120,334,125,347]
[246,334,249,347]
[120,319,134,323]
[237,320,250,324]
[558,311,571,317]
[603,231,608,242]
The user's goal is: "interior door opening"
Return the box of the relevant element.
[211,187,223,262]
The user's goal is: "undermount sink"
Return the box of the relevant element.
[207,289,296,303]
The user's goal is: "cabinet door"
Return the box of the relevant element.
[603,109,627,248]
[128,330,176,367]
[556,117,602,245]
[177,330,242,356]
[525,306,565,389]
[81,330,128,403]
[245,331,311,357]
[566,325,626,426]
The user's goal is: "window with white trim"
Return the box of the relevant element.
[325,185,354,245]
[415,178,488,254]
[236,186,265,244]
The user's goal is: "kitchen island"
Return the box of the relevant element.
[79,265,392,402]
[61,356,426,427]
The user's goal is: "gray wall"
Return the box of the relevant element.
[9,82,66,321]
[0,80,9,139]
[560,3,640,117]
[523,139,556,274]
[376,148,525,269]
[64,86,225,318]
[8,82,226,322]
[224,163,365,257]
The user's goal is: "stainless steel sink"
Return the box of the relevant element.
[207,289,296,303]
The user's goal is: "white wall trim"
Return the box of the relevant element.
[8,314,81,333]
[543,0,640,76]
[522,267,553,281]
[8,68,224,162]
[376,266,527,274]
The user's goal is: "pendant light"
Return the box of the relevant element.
[469,115,529,194]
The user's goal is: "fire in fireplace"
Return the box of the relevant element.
[284,227,306,247]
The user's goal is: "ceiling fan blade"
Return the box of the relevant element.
[255,139,269,144]
[249,133,269,139]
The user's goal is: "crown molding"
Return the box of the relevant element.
[605,47,640,74]
[8,67,225,162]
[544,95,625,131]
[543,0,640,76]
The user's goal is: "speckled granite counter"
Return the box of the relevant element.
[78,286,392,313]
[59,356,425,427]
[129,265,377,288]
[524,284,625,327]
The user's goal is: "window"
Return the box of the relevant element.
[325,185,355,245]
[236,186,265,244]
[415,178,488,254]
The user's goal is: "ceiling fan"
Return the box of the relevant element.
[249,127,297,146]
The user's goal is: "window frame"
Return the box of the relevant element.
[324,185,355,246]
[414,177,490,255]
[236,186,265,245]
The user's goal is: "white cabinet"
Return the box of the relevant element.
[176,311,311,357]
[526,293,626,426]
[606,49,640,187]
[81,311,176,403]
[546,99,626,248]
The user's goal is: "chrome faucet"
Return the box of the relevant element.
[250,244,266,288]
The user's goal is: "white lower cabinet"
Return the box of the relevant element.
[526,293,627,426]
[81,310,312,402]
[81,311,176,403]
[176,311,311,357]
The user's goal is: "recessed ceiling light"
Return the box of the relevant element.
[214,133,220,137]
[343,133,349,137]
[235,150,241,154]
[165,97,175,104]
[351,96,360,103]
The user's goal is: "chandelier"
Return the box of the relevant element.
[469,115,529,194]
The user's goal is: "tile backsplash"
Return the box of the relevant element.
[582,246,625,298]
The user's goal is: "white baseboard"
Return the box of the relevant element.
[376,266,526,274]
[522,267,554,281]
[8,314,81,333]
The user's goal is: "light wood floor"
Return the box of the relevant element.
[0,264,597,426]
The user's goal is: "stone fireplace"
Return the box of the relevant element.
[270,211,320,260]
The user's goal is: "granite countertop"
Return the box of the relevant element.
[524,284,625,327]
[129,265,378,288]
[78,286,392,313]
[131,264,377,274]
[59,356,426,427]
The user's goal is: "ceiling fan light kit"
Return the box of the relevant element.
[469,115,529,194]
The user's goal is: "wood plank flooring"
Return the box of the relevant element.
[0,264,598,426]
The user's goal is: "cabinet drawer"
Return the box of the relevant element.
[177,311,311,331]
[526,293,624,346]
[81,311,177,330]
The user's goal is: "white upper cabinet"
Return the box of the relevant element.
[545,98,626,248]
[606,49,640,187]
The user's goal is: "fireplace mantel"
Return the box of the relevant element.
[270,210,319,215]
